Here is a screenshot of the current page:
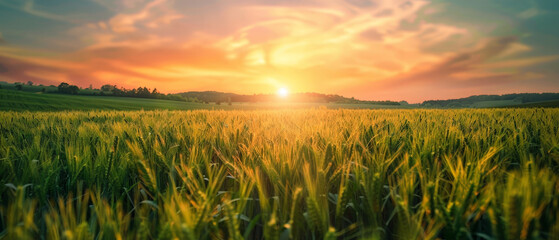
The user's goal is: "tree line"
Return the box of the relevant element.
[7,81,401,105]
[56,83,200,102]
[179,91,402,105]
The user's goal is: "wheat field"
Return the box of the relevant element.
[1,109,558,239]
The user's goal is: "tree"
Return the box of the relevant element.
[58,82,79,94]
[113,88,124,96]
[15,84,23,91]
[101,84,115,92]
[152,88,160,98]
[58,82,69,93]
[125,88,137,97]
[27,81,33,86]
[68,85,79,95]
[137,87,151,98]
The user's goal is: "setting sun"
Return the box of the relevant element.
[278,87,289,98]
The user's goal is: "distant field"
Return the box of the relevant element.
[471,100,521,108]
[0,89,405,111]
[1,109,558,239]
[503,99,559,108]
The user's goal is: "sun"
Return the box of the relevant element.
[277,87,289,98]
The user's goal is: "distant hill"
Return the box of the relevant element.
[421,93,559,108]
[178,91,401,105]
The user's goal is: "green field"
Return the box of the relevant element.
[1,109,558,239]
[0,89,219,111]
[0,90,405,111]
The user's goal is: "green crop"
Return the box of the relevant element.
[0,109,558,239]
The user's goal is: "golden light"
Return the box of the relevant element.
[278,87,289,98]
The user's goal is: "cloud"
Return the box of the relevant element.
[0,0,519,95]
[347,36,559,101]
[1,0,559,101]
[63,0,455,93]
[372,37,528,86]
[108,0,182,33]
[0,0,74,23]
[518,8,539,19]
[0,54,66,84]
[69,0,185,50]
[0,43,254,92]
[91,0,148,11]
[345,0,376,8]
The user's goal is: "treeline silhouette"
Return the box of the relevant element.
[55,82,402,104]
[97,84,195,101]
[56,83,199,102]
[178,91,401,105]
[49,82,401,104]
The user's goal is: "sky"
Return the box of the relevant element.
[0,0,558,102]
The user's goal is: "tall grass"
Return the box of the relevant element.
[0,109,558,239]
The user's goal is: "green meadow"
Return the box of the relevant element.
[1,109,558,239]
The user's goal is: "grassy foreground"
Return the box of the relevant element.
[1,109,558,239]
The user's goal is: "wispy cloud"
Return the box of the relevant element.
[349,37,559,101]
[108,0,183,33]
[0,0,74,23]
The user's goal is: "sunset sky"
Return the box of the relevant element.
[1,0,558,102]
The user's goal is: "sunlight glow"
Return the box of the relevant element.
[278,87,289,98]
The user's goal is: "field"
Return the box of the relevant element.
[1,109,559,239]
[504,100,559,108]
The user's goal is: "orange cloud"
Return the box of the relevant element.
[348,37,559,102]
